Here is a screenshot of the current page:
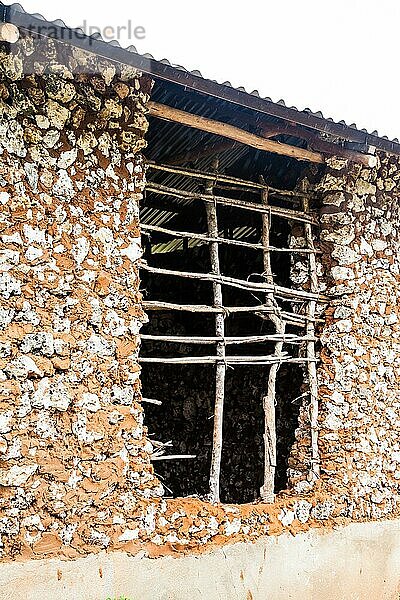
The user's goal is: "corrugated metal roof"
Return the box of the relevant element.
[3,1,400,154]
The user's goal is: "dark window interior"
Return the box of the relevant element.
[139,79,322,503]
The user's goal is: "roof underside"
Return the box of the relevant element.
[3,1,400,156]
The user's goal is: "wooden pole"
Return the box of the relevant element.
[302,195,320,482]
[141,333,316,344]
[145,182,318,225]
[141,222,264,250]
[138,356,316,365]
[147,101,325,164]
[206,160,226,504]
[259,122,378,168]
[147,104,376,167]
[141,301,323,327]
[260,186,285,503]
[151,455,196,461]
[141,222,320,254]
[141,397,163,405]
[138,261,327,303]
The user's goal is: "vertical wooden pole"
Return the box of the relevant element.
[260,186,285,503]
[206,159,226,503]
[302,195,320,481]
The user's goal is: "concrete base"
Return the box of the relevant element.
[2,520,400,600]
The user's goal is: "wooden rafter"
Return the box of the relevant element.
[148,101,324,164]
[260,122,377,167]
[148,101,377,166]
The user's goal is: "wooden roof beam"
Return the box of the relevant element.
[260,122,377,167]
[148,102,377,166]
[148,101,324,164]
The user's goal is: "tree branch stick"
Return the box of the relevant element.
[145,182,318,226]
[206,167,225,504]
[302,196,320,481]
[147,101,325,164]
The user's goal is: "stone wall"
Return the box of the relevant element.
[314,154,400,519]
[0,36,164,560]
[2,34,400,563]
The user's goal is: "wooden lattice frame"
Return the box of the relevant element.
[140,162,322,502]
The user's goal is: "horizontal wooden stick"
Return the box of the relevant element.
[141,223,320,254]
[147,101,325,164]
[141,397,163,405]
[259,122,378,167]
[147,162,310,198]
[138,261,327,303]
[139,356,317,365]
[140,333,316,344]
[141,223,263,250]
[151,440,173,449]
[151,454,197,461]
[141,301,323,325]
[147,161,266,190]
[145,182,318,226]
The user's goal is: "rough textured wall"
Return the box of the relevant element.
[2,35,400,563]
[0,37,164,560]
[289,154,400,520]
[314,154,400,519]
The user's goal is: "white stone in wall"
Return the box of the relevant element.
[1,233,22,247]
[23,163,39,192]
[0,465,37,487]
[31,377,72,411]
[77,132,98,155]
[278,509,295,527]
[57,148,77,169]
[5,356,43,379]
[42,130,60,149]
[331,245,360,266]
[72,412,103,444]
[25,247,43,262]
[0,273,21,299]
[53,170,74,201]
[72,237,90,266]
[293,500,312,523]
[45,100,70,130]
[105,311,127,337]
[86,334,115,357]
[0,308,14,330]
[35,412,58,440]
[0,119,26,157]
[355,179,376,195]
[78,393,101,413]
[23,225,46,246]
[224,518,241,536]
[120,238,142,262]
[311,502,334,520]
[321,225,355,245]
[21,332,54,357]
[371,239,388,251]
[0,250,19,272]
[0,411,13,434]
[118,528,139,542]
[331,266,355,281]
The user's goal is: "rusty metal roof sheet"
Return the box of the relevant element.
[3,1,400,155]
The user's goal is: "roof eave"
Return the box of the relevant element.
[4,2,400,157]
